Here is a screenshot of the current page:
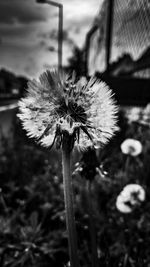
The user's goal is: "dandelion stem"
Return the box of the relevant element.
[0,189,8,214]
[62,141,80,267]
[125,155,130,175]
[86,180,99,267]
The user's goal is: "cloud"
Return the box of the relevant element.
[0,0,50,24]
[40,29,75,47]
[0,23,35,39]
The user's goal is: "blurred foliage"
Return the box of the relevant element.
[0,109,150,266]
[64,46,85,77]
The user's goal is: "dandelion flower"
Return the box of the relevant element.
[18,69,118,150]
[120,138,142,157]
[116,184,145,213]
[18,69,118,267]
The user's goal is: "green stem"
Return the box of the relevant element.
[0,189,8,214]
[125,156,130,171]
[62,146,80,267]
[86,180,99,267]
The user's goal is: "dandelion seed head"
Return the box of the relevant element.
[18,69,118,150]
[116,184,145,213]
[120,138,142,157]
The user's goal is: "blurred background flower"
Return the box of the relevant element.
[120,138,142,157]
[125,107,142,124]
[139,103,150,127]
[116,184,145,213]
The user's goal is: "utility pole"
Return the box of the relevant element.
[37,0,63,71]
[105,0,114,72]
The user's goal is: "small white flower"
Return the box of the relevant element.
[18,70,118,150]
[140,103,150,126]
[126,107,142,123]
[116,184,145,213]
[125,104,150,127]
[120,139,142,157]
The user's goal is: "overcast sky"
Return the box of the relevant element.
[0,0,100,78]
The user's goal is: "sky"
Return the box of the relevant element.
[0,0,100,78]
